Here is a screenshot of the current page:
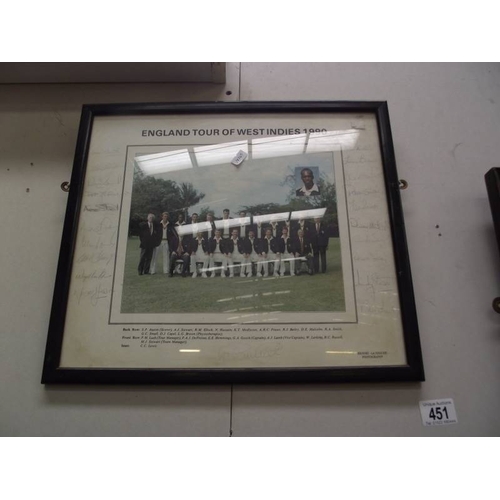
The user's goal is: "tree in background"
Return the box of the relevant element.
[239,202,283,215]
[129,167,206,235]
[198,207,213,221]
[178,182,206,220]
[305,178,339,236]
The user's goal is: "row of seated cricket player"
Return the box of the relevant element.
[138,210,330,278]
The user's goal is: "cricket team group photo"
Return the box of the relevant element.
[119,152,347,315]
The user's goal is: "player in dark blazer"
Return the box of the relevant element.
[237,211,252,239]
[152,211,176,275]
[169,222,190,277]
[269,220,287,239]
[182,212,200,251]
[292,228,314,275]
[223,230,243,253]
[252,213,265,239]
[291,218,311,238]
[138,213,161,275]
[208,230,228,253]
[310,217,329,273]
[189,232,209,278]
[258,228,282,277]
[277,226,296,276]
[224,229,247,277]
[208,229,227,277]
[219,208,233,239]
[189,234,209,254]
[204,212,217,240]
[242,229,260,277]
[258,229,281,254]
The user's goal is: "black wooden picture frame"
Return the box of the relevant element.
[42,101,424,384]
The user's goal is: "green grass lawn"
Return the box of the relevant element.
[121,237,345,314]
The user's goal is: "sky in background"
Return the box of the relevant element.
[151,151,335,217]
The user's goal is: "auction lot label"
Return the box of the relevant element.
[419,399,458,427]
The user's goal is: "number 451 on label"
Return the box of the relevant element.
[419,399,458,427]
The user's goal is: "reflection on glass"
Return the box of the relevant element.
[195,140,249,168]
[252,134,308,159]
[289,208,327,220]
[176,221,211,236]
[214,219,245,231]
[253,212,290,224]
[235,216,251,226]
[135,129,357,177]
[306,129,360,153]
[135,150,192,175]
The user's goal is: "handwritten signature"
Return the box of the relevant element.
[75,282,111,306]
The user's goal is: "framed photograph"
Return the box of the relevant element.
[42,101,424,384]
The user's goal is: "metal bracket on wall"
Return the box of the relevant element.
[492,297,500,314]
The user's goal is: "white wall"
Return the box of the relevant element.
[1,62,498,436]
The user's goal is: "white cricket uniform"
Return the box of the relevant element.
[152,223,170,274]
[209,238,228,277]
[258,237,280,277]
[227,238,245,277]
[191,239,208,277]
[243,237,259,276]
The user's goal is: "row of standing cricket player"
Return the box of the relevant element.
[138,210,330,278]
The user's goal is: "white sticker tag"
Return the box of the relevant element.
[231,150,247,166]
[419,398,458,427]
